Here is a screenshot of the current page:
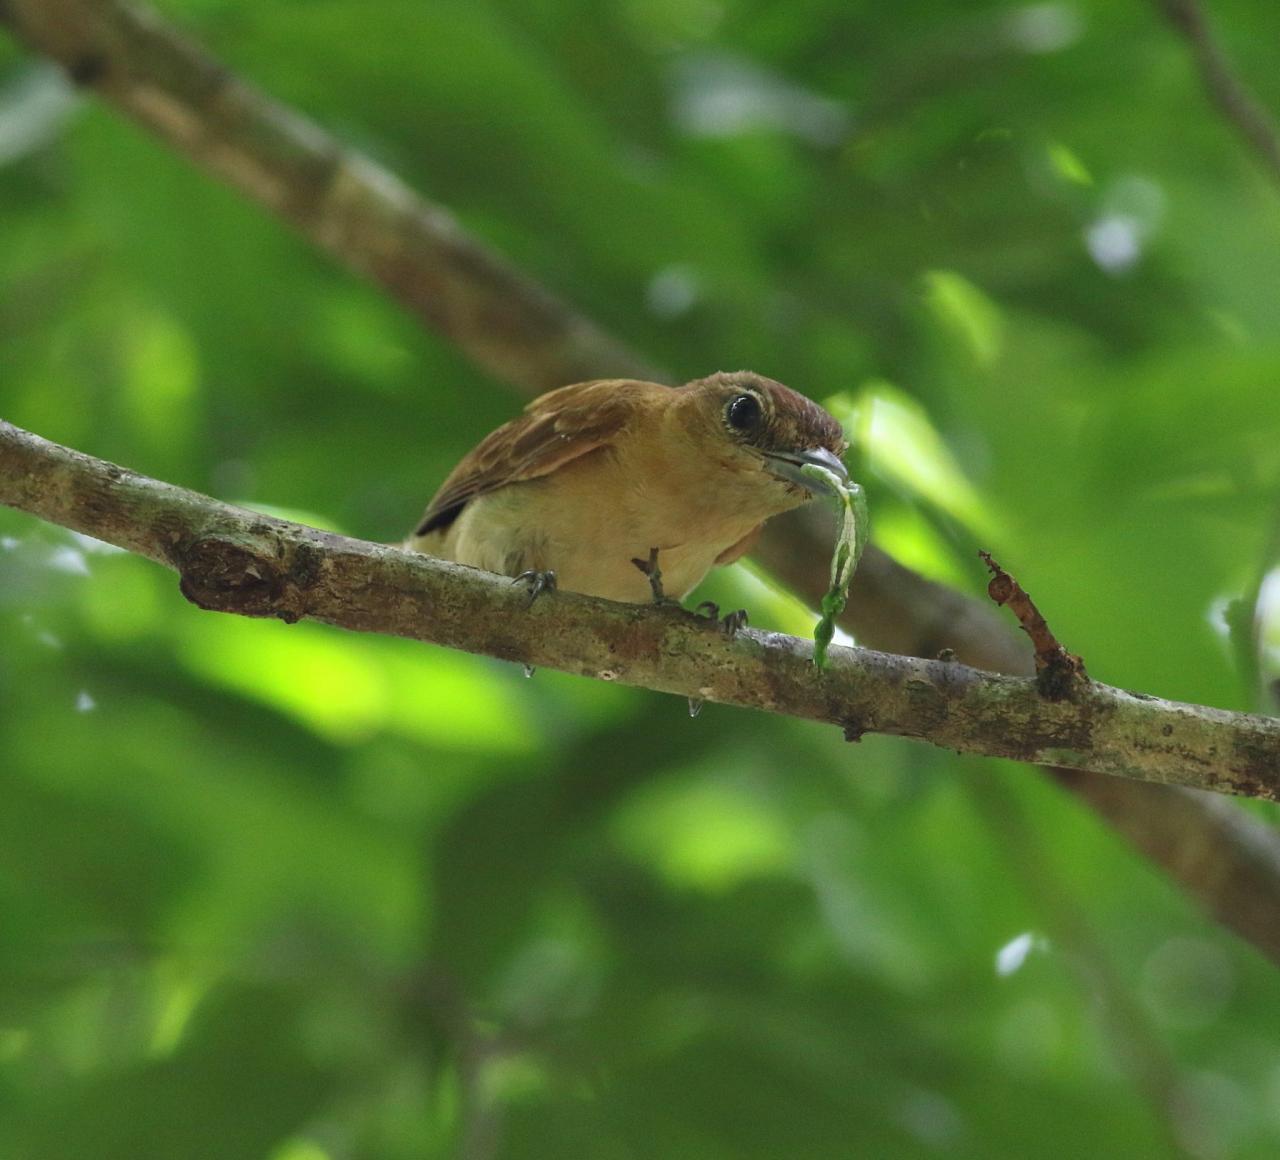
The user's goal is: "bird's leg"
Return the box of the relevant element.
[631,551,746,634]
[512,569,557,675]
[694,601,750,639]
[512,568,557,608]
[630,548,682,608]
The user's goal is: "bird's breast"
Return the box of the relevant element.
[416,439,802,603]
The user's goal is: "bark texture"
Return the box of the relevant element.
[4,418,1280,799]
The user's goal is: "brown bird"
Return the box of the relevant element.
[407,370,848,604]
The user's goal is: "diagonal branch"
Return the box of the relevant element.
[7,0,1280,966]
[4,417,1280,799]
[1157,0,1280,188]
[0,0,655,393]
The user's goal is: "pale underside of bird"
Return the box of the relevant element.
[407,370,848,604]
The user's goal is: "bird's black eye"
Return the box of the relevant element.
[725,393,763,432]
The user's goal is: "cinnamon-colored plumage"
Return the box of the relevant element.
[407,370,848,603]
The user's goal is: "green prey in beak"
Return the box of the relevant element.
[794,453,867,669]
[762,446,850,496]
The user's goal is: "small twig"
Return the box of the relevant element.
[980,551,1088,701]
[1156,0,1280,189]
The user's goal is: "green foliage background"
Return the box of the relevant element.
[4,1,1280,1156]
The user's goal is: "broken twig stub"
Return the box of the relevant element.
[979,551,1088,701]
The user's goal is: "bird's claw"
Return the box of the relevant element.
[694,600,748,638]
[631,552,745,633]
[513,569,557,607]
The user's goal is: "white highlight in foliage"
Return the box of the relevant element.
[671,53,849,146]
[0,66,78,168]
[69,531,126,555]
[995,931,1046,977]
[896,1088,965,1149]
[1085,215,1143,274]
[1004,4,1084,54]
[1084,176,1166,275]
[47,546,90,576]
[646,264,701,319]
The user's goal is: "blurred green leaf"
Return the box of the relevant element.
[922,269,1006,369]
[612,771,793,893]
[178,616,538,753]
[831,380,1000,541]
[1046,140,1094,188]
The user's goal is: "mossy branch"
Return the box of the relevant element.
[4,418,1280,800]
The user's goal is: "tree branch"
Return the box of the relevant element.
[0,0,655,393]
[7,0,1280,966]
[4,418,1280,800]
[1157,0,1280,188]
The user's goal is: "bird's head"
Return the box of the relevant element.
[677,370,850,503]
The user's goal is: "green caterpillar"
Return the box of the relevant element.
[799,464,867,669]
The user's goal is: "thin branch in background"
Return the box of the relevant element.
[0,0,656,394]
[1157,0,1280,187]
[1160,0,1280,718]
[964,771,1187,1154]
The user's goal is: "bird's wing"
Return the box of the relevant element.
[416,379,660,535]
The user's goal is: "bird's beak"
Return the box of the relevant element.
[762,446,849,496]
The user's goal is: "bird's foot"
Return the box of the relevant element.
[513,569,557,607]
[631,548,682,609]
[694,601,749,639]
